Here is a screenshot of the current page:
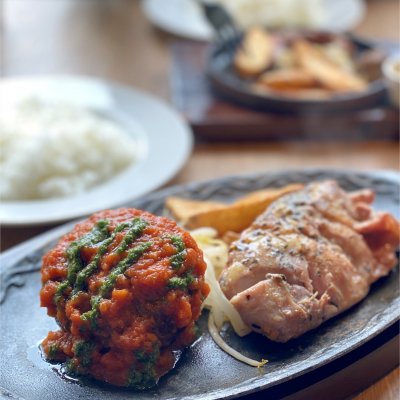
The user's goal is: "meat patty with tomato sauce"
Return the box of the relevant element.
[40,208,210,388]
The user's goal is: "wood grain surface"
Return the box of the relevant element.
[0,0,399,399]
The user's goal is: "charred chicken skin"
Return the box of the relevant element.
[219,180,399,343]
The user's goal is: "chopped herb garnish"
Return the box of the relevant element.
[128,345,160,389]
[73,340,94,368]
[114,218,148,255]
[54,220,110,306]
[80,242,152,327]
[168,273,194,290]
[80,295,102,328]
[127,367,157,389]
[47,344,60,359]
[67,220,109,284]
[100,242,152,297]
[135,347,159,364]
[170,235,186,270]
[54,280,70,305]
[73,218,148,293]
[64,358,78,375]
[56,218,149,307]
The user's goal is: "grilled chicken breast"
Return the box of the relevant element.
[219,180,399,342]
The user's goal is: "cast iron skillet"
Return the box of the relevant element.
[0,169,399,400]
[207,31,387,113]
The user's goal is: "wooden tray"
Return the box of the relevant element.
[170,41,399,141]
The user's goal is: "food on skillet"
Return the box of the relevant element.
[234,27,274,77]
[258,68,316,90]
[40,208,209,388]
[293,39,367,92]
[232,29,378,99]
[166,183,303,236]
[219,180,399,342]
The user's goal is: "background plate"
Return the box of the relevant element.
[0,169,399,400]
[0,76,193,226]
[142,0,365,41]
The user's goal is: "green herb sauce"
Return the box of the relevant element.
[54,220,110,304]
[54,280,70,305]
[66,220,109,284]
[47,344,60,359]
[80,295,102,329]
[168,273,194,290]
[128,345,160,389]
[55,218,148,305]
[114,218,148,255]
[73,340,94,368]
[73,218,147,293]
[100,241,153,297]
[127,366,157,389]
[170,235,186,270]
[80,242,153,326]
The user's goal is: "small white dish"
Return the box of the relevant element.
[141,0,365,41]
[0,76,193,226]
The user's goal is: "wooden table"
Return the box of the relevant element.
[1,0,399,398]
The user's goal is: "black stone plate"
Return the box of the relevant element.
[1,169,399,400]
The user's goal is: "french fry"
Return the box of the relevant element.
[293,40,367,92]
[268,88,332,100]
[233,183,303,205]
[165,196,225,222]
[182,184,303,235]
[257,69,317,90]
[234,27,274,77]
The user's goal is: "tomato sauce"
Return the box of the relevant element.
[40,208,210,388]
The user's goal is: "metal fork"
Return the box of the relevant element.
[196,1,241,46]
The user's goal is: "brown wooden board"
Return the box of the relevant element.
[170,41,399,141]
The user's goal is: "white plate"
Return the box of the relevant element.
[142,0,212,41]
[0,76,193,226]
[142,0,366,41]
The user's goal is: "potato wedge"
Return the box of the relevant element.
[293,40,367,92]
[165,196,225,222]
[233,183,304,205]
[234,27,274,77]
[257,68,317,90]
[183,184,303,235]
[268,88,332,100]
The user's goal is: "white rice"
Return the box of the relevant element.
[217,0,324,29]
[0,98,137,201]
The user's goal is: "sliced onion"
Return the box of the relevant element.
[208,312,267,368]
[203,254,251,336]
[190,227,269,367]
